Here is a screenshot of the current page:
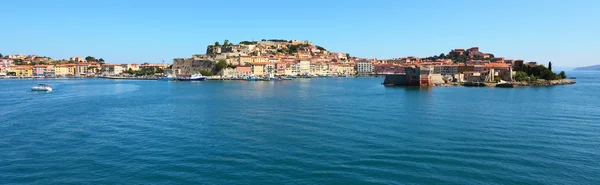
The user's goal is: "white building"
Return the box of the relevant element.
[299,60,310,75]
[356,59,373,75]
[101,64,124,75]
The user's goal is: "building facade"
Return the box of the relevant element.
[355,59,373,75]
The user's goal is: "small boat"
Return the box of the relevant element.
[496,81,514,88]
[31,84,52,91]
[246,75,261,81]
[159,73,177,81]
[177,74,206,81]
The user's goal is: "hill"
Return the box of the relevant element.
[574,65,600,71]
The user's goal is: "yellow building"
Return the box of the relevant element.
[252,56,268,63]
[250,62,268,76]
[337,64,356,75]
[54,64,75,76]
[13,66,33,77]
[121,63,139,71]
[239,56,252,65]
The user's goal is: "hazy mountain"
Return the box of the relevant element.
[574,65,600,71]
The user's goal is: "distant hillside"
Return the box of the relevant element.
[574,65,600,71]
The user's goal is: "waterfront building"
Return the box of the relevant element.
[222,68,237,77]
[327,63,338,75]
[337,64,355,75]
[298,59,310,75]
[139,63,168,72]
[275,62,287,76]
[433,65,458,76]
[75,62,100,75]
[121,63,139,71]
[285,62,299,76]
[101,64,124,75]
[355,59,373,75]
[1,59,13,72]
[265,62,276,74]
[33,65,54,77]
[54,64,76,76]
[235,66,252,77]
[484,63,511,81]
[250,62,268,76]
[13,66,33,77]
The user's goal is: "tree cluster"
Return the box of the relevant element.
[200,70,214,76]
[85,56,105,64]
[239,41,258,45]
[315,45,327,51]
[125,67,162,75]
[513,62,565,80]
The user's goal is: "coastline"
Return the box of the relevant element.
[386,79,576,87]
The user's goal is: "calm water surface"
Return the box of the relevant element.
[1,71,599,184]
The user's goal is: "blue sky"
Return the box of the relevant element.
[1,0,598,67]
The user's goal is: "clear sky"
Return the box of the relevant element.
[1,0,598,67]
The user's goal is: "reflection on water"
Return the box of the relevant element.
[0,73,599,184]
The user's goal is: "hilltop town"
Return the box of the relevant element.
[171,39,568,85]
[1,39,569,86]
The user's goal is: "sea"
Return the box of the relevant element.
[1,71,599,184]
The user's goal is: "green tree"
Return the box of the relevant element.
[223,40,229,47]
[514,71,528,81]
[214,41,220,46]
[98,58,105,64]
[200,70,214,76]
[156,68,164,73]
[559,71,567,79]
[548,61,552,71]
[439,53,446,59]
[529,74,537,81]
[346,53,351,59]
[0,53,3,58]
[85,56,96,62]
[316,45,326,51]
[215,60,228,73]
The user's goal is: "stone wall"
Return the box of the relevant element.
[382,74,407,86]
[172,58,216,75]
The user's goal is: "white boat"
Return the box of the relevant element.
[31,84,52,91]
[159,73,177,81]
[177,74,206,81]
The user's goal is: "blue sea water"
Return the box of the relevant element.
[1,71,599,184]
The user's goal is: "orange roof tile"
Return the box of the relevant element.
[484,63,509,68]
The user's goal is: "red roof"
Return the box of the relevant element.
[484,63,509,68]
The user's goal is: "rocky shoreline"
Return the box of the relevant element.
[432,79,576,87]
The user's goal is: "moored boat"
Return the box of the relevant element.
[246,75,261,81]
[177,74,206,81]
[159,73,177,81]
[496,81,515,88]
